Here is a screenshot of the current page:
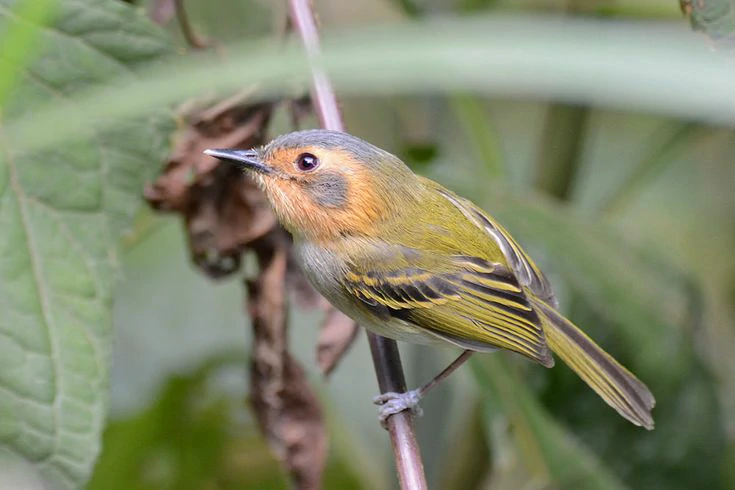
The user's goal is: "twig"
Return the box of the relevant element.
[286,1,428,489]
[367,336,428,489]
[174,0,208,49]
[287,0,345,131]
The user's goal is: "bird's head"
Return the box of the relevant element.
[205,129,419,242]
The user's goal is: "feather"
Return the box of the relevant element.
[436,188,558,307]
[531,296,656,429]
[342,253,554,366]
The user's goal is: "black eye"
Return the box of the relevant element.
[296,153,319,172]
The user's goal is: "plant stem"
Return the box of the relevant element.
[287,1,428,488]
[368,335,428,489]
[174,0,207,49]
[287,0,344,131]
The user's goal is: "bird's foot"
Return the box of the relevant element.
[373,390,423,427]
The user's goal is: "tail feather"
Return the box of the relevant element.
[530,297,656,430]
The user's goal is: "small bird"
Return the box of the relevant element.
[205,129,655,429]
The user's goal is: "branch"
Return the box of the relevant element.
[287,0,344,131]
[286,1,428,488]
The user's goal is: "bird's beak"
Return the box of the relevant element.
[203,148,273,175]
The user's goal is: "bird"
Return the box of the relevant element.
[204,129,655,430]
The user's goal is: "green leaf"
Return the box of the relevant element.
[0,0,58,108]
[0,0,173,487]
[4,15,735,156]
[471,356,627,490]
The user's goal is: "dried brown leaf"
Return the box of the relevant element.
[317,307,359,377]
[247,230,327,490]
[144,94,277,277]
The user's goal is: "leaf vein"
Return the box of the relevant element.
[0,114,63,463]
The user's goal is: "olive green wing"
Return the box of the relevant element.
[434,186,558,307]
[342,252,554,366]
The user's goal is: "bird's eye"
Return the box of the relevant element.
[296,153,319,172]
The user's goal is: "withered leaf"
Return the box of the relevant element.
[247,230,327,490]
[317,307,360,377]
[144,93,277,278]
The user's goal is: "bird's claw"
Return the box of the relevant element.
[373,390,423,428]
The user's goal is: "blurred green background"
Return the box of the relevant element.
[1,0,734,489]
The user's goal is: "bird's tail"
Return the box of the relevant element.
[530,297,656,430]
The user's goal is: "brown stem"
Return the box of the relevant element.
[287,0,344,131]
[174,0,208,49]
[368,336,428,489]
[286,1,428,488]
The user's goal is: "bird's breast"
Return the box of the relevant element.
[294,241,346,298]
[294,240,444,346]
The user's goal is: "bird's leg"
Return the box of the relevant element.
[373,350,474,425]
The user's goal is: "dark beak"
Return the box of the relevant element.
[203,148,272,174]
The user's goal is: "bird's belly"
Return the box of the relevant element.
[295,241,443,346]
[341,303,443,346]
[316,277,443,346]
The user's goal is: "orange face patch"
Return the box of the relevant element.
[258,147,386,243]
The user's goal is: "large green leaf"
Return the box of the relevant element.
[0,0,173,487]
[0,0,57,107]
[3,15,735,157]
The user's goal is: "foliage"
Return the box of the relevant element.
[0,0,172,487]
